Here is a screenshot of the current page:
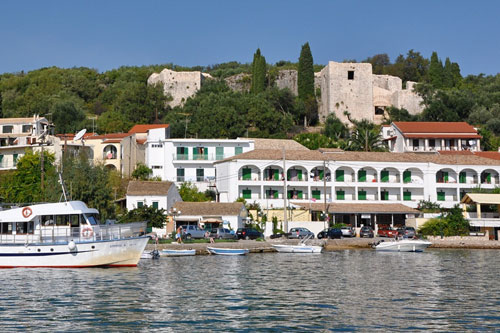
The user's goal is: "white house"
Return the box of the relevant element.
[145,127,308,192]
[126,180,182,212]
[383,122,481,153]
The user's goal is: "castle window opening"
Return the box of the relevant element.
[348,71,354,80]
[374,107,385,115]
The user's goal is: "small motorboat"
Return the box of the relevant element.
[374,239,432,252]
[141,250,160,259]
[272,243,323,253]
[207,247,249,256]
[161,249,196,257]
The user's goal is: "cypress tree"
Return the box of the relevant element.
[251,48,266,94]
[428,51,444,88]
[298,42,315,100]
[443,57,454,88]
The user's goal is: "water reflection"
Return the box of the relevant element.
[1,249,499,331]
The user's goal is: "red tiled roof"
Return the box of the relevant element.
[136,138,147,145]
[474,152,500,161]
[128,124,169,134]
[85,133,130,140]
[393,122,478,134]
[404,134,481,139]
[438,150,474,155]
[57,133,96,140]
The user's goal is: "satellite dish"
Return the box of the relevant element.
[74,129,87,142]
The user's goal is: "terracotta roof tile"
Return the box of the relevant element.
[172,202,245,216]
[128,124,169,134]
[474,151,500,161]
[250,138,309,150]
[393,121,478,134]
[127,181,174,196]
[85,133,130,141]
[293,202,419,214]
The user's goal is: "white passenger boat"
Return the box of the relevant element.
[207,247,249,256]
[272,243,323,253]
[161,249,196,256]
[374,239,432,252]
[0,201,149,267]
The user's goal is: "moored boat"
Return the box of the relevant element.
[161,249,196,256]
[374,239,432,252]
[141,249,160,259]
[0,201,149,267]
[207,247,249,256]
[272,243,323,253]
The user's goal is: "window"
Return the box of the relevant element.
[336,170,344,182]
[381,170,389,183]
[16,222,34,234]
[242,189,251,199]
[177,169,185,182]
[0,222,13,234]
[348,71,354,80]
[152,202,159,209]
[412,139,419,148]
[374,107,384,115]
[403,170,411,183]
[459,172,466,184]
[358,170,366,182]
[216,147,224,160]
[0,155,3,165]
[358,190,366,200]
[103,145,117,159]
[13,154,18,164]
[152,144,163,148]
[22,125,32,133]
[336,190,345,200]
[2,125,13,134]
[55,215,70,226]
[242,168,251,180]
[312,190,321,200]
[429,139,435,147]
[196,168,204,181]
[403,191,412,201]
[152,165,163,169]
[235,147,243,155]
[193,147,208,160]
[137,202,144,208]
[42,215,54,226]
[177,147,188,160]
[381,191,389,201]
[287,190,303,199]
[437,191,445,201]
[85,213,100,225]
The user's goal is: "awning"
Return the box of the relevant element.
[201,217,223,223]
[461,193,500,205]
[292,202,419,214]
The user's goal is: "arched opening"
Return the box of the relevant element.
[103,145,117,160]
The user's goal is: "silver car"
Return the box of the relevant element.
[340,226,355,237]
[288,227,315,239]
[210,228,236,240]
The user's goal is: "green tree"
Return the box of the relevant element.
[178,182,211,202]
[428,51,444,88]
[251,49,266,94]
[324,114,349,139]
[298,42,315,100]
[51,98,86,134]
[293,132,341,150]
[119,205,166,229]
[419,205,470,236]
[132,163,153,180]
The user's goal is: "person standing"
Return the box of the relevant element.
[176,226,183,244]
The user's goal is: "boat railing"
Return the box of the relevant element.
[0,222,147,244]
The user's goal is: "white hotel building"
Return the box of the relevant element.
[214,149,500,215]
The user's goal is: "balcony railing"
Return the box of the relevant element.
[174,153,229,161]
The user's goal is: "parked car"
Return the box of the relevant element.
[397,226,416,238]
[317,228,343,239]
[340,226,355,237]
[181,225,206,239]
[287,227,315,239]
[360,226,374,238]
[210,228,236,240]
[377,226,398,238]
[236,228,263,240]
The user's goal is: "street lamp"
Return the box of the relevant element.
[168,207,182,235]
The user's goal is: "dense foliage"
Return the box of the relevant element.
[119,205,166,229]
[418,205,470,237]
[178,182,213,202]
[251,49,267,94]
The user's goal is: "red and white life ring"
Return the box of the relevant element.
[22,207,32,218]
[82,227,94,239]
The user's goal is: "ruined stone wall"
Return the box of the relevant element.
[224,73,251,92]
[372,74,402,92]
[148,68,205,107]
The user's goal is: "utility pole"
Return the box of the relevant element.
[323,159,327,229]
[283,147,287,233]
[41,144,44,202]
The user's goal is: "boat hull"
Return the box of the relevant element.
[375,240,432,252]
[161,249,196,257]
[272,244,323,253]
[0,236,149,268]
[207,247,249,256]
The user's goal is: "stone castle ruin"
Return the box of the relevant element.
[148,61,422,123]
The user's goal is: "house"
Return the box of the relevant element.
[214,148,500,232]
[461,193,500,240]
[383,122,481,153]
[145,127,307,192]
[169,201,248,232]
[126,180,182,211]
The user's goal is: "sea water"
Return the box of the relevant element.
[1,249,499,331]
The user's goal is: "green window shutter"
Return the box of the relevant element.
[381,191,389,201]
[403,191,411,201]
[460,191,467,200]
[273,190,279,199]
[216,147,224,160]
[336,170,344,181]
[242,189,251,199]
[443,171,448,183]
[266,190,271,198]
[358,170,366,182]
[152,202,159,209]
[298,169,302,180]
[437,191,445,201]
[297,190,303,199]
[487,173,492,183]
[203,147,208,160]
[319,169,324,180]
[137,202,144,208]
[196,168,204,181]
[358,190,366,200]
[0,155,3,164]
[381,170,389,182]
[312,190,321,200]
[242,168,251,180]
[287,170,291,180]
[274,169,280,180]
[403,170,411,183]
[235,147,243,155]
[336,190,345,200]
[287,190,292,199]
[193,147,198,159]
[459,172,466,184]
[13,153,18,163]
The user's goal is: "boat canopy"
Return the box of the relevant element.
[0,201,98,222]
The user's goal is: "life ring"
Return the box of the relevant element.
[22,207,32,218]
[82,227,94,239]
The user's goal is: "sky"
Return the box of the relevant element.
[1,0,499,76]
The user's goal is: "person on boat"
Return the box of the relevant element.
[176,227,183,244]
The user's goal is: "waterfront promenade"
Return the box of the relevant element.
[147,237,500,254]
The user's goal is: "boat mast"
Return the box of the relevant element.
[283,147,287,233]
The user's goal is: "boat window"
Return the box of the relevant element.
[16,221,34,234]
[41,215,55,226]
[0,222,13,234]
[55,215,71,226]
[85,213,101,225]
[70,214,80,227]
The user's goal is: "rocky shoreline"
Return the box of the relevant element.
[146,237,500,254]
